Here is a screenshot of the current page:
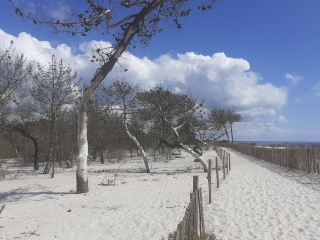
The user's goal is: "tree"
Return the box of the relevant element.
[137,85,208,172]
[103,79,150,172]
[87,93,123,163]
[208,108,242,143]
[5,102,41,170]
[29,55,80,177]
[11,0,217,192]
[0,41,32,108]
[0,41,37,168]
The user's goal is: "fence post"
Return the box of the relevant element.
[198,187,205,235]
[226,152,229,175]
[207,159,212,203]
[308,148,311,173]
[228,153,231,171]
[189,193,194,234]
[222,155,226,180]
[185,207,191,239]
[193,190,199,234]
[193,175,199,191]
[176,223,180,240]
[215,157,219,188]
[180,218,186,240]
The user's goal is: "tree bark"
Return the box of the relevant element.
[230,124,234,143]
[76,0,165,193]
[124,123,150,172]
[9,126,40,170]
[223,123,230,142]
[179,143,208,172]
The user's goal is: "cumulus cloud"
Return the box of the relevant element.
[313,81,320,96]
[265,115,288,129]
[285,73,303,85]
[275,115,288,124]
[117,51,287,119]
[0,29,288,121]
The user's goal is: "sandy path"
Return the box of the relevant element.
[204,148,320,240]
[1,148,320,239]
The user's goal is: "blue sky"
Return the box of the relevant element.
[1,0,320,142]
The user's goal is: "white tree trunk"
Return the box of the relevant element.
[75,0,165,193]
[179,143,208,172]
[76,103,89,193]
[124,124,150,172]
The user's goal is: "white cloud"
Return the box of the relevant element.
[117,52,288,120]
[233,120,320,142]
[313,81,320,96]
[277,115,288,123]
[0,29,288,121]
[285,73,303,85]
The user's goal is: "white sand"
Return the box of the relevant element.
[1,149,320,240]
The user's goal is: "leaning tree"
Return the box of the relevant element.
[208,108,242,143]
[137,85,208,172]
[102,79,151,172]
[11,0,217,193]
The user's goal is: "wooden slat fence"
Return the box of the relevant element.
[167,176,205,240]
[216,143,320,174]
[166,147,232,239]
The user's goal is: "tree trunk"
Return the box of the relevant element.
[179,143,208,172]
[124,123,150,172]
[77,107,89,193]
[223,123,230,142]
[100,150,104,164]
[9,127,40,170]
[33,143,39,170]
[76,0,164,193]
[230,124,234,143]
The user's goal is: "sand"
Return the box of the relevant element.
[1,148,320,240]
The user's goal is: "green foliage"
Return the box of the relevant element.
[172,153,182,156]
[174,155,183,158]
[190,231,217,240]
[194,158,201,162]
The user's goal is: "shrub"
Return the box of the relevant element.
[190,231,217,240]
[172,152,182,156]
[194,158,200,162]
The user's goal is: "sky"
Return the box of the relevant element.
[0,0,320,142]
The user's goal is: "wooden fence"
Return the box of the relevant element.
[167,176,205,240]
[216,143,320,174]
[166,148,232,239]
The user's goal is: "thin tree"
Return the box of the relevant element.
[0,41,32,108]
[11,0,217,192]
[226,109,242,143]
[5,101,41,170]
[137,85,208,172]
[208,108,242,143]
[29,55,80,177]
[103,79,150,172]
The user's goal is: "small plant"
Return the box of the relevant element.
[162,231,217,240]
[194,158,201,162]
[174,155,183,158]
[172,152,182,156]
[190,231,217,240]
